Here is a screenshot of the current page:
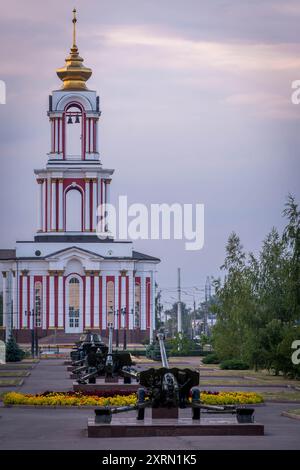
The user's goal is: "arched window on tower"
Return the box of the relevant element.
[65,104,84,159]
[65,188,83,232]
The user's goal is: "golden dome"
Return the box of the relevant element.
[56,9,92,91]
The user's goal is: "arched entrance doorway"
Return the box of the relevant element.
[65,274,83,333]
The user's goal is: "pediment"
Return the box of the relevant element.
[45,246,104,262]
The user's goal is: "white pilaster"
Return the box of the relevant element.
[102,276,107,329]
[2,273,7,328]
[30,276,34,329]
[85,179,90,231]
[49,275,55,328]
[58,179,64,231]
[42,276,47,330]
[85,275,91,328]
[92,179,97,231]
[129,272,134,330]
[94,275,99,328]
[58,274,64,328]
[150,271,156,343]
[22,275,28,329]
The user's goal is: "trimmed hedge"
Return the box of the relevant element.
[202,353,220,364]
[220,359,250,370]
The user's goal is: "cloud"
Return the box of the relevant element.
[223,92,299,120]
[98,26,300,72]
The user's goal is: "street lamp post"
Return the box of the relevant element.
[122,308,127,350]
[115,309,119,348]
[25,309,36,358]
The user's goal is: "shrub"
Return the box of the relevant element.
[5,335,25,362]
[202,353,219,364]
[220,359,250,370]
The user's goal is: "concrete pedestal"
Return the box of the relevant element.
[73,380,140,393]
[87,416,264,438]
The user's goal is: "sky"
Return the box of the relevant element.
[0,0,299,308]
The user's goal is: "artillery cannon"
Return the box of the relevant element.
[74,324,133,384]
[93,331,240,423]
[70,331,107,365]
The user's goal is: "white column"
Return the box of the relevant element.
[43,180,47,232]
[47,178,51,232]
[92,179,97,231]
[85,274,91,328]
[37,180,43,232]
[2,272,7,328]
[22,275,28,329]
[94,275,99,328]
[58,274,64,328]
[129,271,134,330]
[105,180,111,233]
[58,179,64,231]
[51,179,57,231]
[85,179,90,231]
[12,272,17,329]
[100,179,105,233]
[102,275,107,330]
[49,274,55,328]
[140,274,146,330]
[42,275,47,330]
[105,180,111,205]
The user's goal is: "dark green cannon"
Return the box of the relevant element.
[74,324,133,384]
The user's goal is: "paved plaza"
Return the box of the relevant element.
[0,359,299,449]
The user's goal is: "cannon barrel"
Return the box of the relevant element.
[156,332,169,368]
[73,364,86,374]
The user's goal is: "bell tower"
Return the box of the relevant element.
[35,9,113,236]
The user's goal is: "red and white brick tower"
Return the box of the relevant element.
[0,10,160,343]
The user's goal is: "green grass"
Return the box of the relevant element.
[0,378,23,387]
[287,408,300,415]
[262,391,300,402]
[0,364,32,370]
[0,371,30,377]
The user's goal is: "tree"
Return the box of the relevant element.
[168,332,195,355]
[164,302,191,337]
[6,335,25,362]
[155,287,164,330]
[211,195,300,377]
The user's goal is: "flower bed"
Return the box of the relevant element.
[201,391,263,405]
[3,391,137,407]
[2,390,263,407]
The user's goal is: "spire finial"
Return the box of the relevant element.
[72,8,77,47]
[56,8,92,90]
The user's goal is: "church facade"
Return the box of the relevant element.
[0,11,160,343]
